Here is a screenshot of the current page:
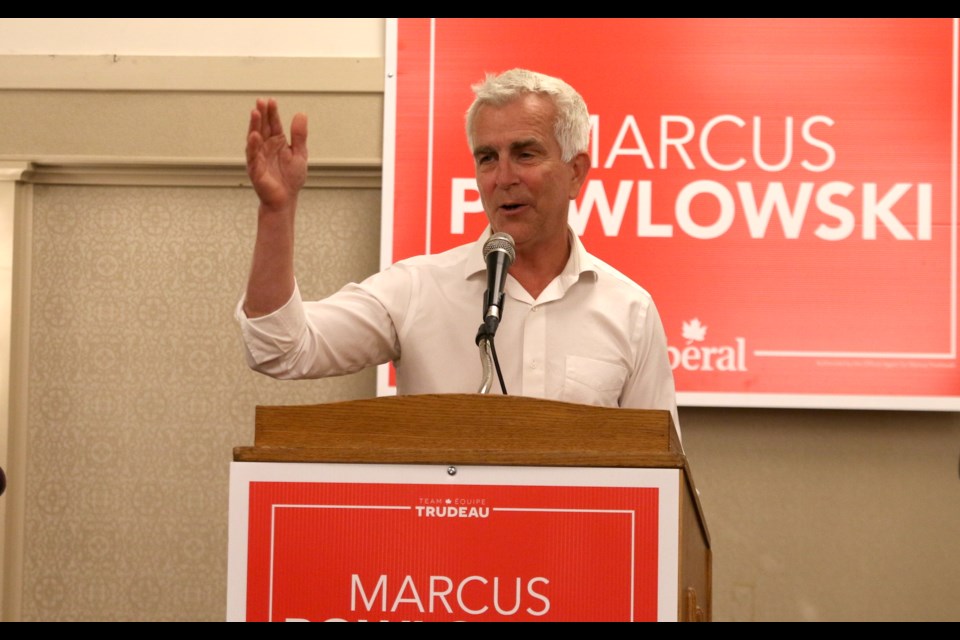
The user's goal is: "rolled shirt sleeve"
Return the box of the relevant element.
[236,276,404,380]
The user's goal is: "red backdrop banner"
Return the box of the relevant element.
[381,18,959,410]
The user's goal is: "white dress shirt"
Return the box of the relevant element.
[236,229,680,434]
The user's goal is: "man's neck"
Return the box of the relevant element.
[509,237,572,301]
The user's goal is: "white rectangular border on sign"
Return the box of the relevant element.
[227,461,681,622]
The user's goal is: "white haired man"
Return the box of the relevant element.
[237,68,679,433]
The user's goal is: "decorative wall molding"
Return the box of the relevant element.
[5,159,381,189]
[0,162,31,182]
[0,55,384,93]
[0,167,32,622]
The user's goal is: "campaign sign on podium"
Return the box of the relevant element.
[227,462,680,622]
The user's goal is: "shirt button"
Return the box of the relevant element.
[530,360,538,369]
[531,305,538,313]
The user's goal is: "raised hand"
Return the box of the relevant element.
[246,98,308,213]
[242,99,307,318]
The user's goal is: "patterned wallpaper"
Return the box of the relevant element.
[22,183,380,620]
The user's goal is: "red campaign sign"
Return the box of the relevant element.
[382,18,960,410]
[243,481,660,622]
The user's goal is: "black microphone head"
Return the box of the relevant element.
[482,231,516,265]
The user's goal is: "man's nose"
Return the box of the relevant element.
[495,158,519,187]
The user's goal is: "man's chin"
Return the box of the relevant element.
[490,217,525,234]
[490,224,527,246]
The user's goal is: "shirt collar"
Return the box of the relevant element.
[463,226,598,283]
[464,229,493,280]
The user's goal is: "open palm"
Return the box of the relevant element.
[246,98,308,211]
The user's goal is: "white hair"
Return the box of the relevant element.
[465,68,590,162]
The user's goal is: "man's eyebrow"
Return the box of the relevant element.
[472,145,496,158]
[510,138,543,151]
[473,138,545,159]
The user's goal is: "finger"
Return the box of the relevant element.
[248,105,262,142]
[245,129,262,167]
[290,112,309,160]
[266,98,284,139]
[251,98,270,137]
[246,102,266,163]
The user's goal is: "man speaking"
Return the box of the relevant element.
[236,68,679,433]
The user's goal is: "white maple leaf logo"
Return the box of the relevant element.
[682,318,707,344]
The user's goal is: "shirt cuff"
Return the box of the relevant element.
[235,282,307,365]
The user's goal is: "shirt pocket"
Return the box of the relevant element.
[561,356,627,408]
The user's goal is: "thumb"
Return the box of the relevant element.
[290,113,308,160]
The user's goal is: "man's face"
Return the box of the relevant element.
[471,94,589,257]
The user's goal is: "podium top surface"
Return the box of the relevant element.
[234,393,684,469]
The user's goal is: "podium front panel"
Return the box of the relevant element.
[227,462,681,622]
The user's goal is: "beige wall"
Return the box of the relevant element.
[0,18,384,57]
[0,19,958,622]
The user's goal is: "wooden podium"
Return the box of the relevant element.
[228,394,711,622]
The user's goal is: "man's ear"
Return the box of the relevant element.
[568,152,591,199]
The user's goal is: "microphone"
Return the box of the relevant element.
[482,231,515,337]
